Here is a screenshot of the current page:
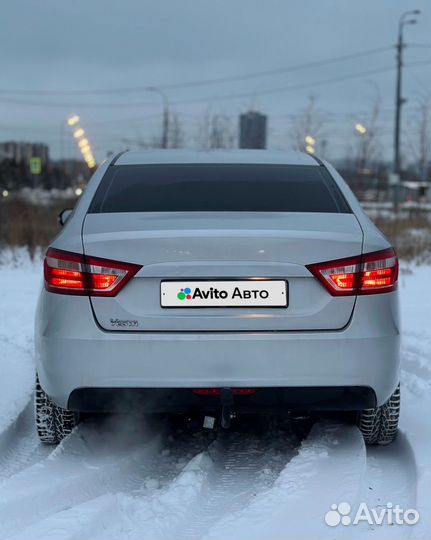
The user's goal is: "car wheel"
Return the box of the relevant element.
[35,374,78,444]
[357,384,400,445]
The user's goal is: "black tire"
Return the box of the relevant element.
[35,375,78,444]
[357,384,400,445]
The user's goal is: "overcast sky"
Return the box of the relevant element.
[0,0,429,162]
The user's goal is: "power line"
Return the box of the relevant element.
[0,46,394,97]
[0,60,428,110]
[0,67,398,108]
[157,60,431,107]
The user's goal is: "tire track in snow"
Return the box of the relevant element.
[9,452,214,540]
[8,494,122,540]
[176,427,302,540]
[74,453,213,540]
[0,401,51,484]
[0,417,217,539]
[201,422,419,540]
[0,416,165,539]
[204,422,367,540]
[74,422,303,540]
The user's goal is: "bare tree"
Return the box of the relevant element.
[417,99,431,180]
[167,112,185,149]
[354,96,383,172]
[289,96,327,154]
[195,112,236,149]
[405,98,431,179]
[121,111,185,149]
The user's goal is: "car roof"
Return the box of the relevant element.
[114,149,318,167]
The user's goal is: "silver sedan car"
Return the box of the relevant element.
[35,150,400,445]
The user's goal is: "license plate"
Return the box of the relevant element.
[160,280,288,308]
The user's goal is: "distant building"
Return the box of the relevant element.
[0,141,49,165]
[239,111,267,149]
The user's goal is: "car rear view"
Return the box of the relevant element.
[35,150,400,445]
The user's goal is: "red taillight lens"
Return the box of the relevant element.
[44,248,142,296]
[359,248,399,294]
[306,248,398,296]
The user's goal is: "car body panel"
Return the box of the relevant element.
[82,212,363,331]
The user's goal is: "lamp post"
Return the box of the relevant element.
[146,86,169,149]
[392,9,420,211]
[394,10,420,176]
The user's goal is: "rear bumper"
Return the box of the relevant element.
[68,386,377,413]
[35,290,400,410]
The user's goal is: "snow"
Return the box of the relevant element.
[0,253,429,539]
[0,250,41,435]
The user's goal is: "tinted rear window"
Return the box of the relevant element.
[89,164,350,214]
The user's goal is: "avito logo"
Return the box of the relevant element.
[177,287,193,300]
[324,502,420,527]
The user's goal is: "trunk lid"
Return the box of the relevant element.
[82,212,363,331]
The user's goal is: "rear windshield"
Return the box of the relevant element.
[89,164,351,214]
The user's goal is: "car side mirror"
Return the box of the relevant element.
[58,208,73,226]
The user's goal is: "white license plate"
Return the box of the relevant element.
[160,280,287,308]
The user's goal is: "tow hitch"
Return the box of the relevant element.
[194,387,256,430]
[220,387,235,429]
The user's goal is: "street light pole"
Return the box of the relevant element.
[146,87,169,149]
[392,9,420,211]
[393,10,420,176]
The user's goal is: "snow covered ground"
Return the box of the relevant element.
[0,251,429,540]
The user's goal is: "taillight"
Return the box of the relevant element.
[44,248,142,296]
[306,248,398,296]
